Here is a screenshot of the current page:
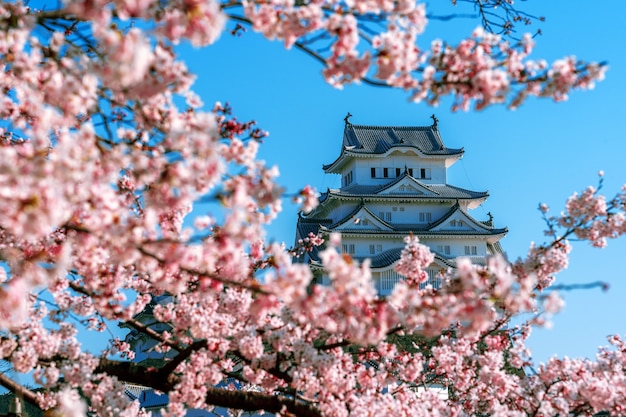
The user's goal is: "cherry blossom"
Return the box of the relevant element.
[0,1,622,417]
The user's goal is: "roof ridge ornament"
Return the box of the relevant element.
[430,114,438,127]
[344,112,353,126]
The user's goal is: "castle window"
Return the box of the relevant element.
[420,168,431,179]
[343,171,353,185]
[450,220,457,227]
[438,245,451,255]
[408,168,413,176]
[396,168,401,177]
[464,245,478,255]
[369,244,382,254]
[383,168,389,178]
[419,212,432,223]
[342,244,355,254]
[371,167,376,178]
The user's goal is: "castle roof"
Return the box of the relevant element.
[296,116,507,278]
[323,122,464,172]
[428,202,498,232]
[307,247,466,270]
[323,181,488,200]
[317,226,508,241]
[365,249,460,269]
[125,384,169,409]
[300,190,506,240]
[304,175,488,219]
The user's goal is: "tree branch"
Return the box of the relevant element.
[203,387,321,417]
[0,372,39,407]
[137,245,271,295]
[96,358,321,417]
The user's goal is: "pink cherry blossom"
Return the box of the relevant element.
[54,387,88,417]
[0,1,621,417]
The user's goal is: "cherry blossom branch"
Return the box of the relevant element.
[121,315,183,353]
[136,245,271,295]
[0,372,39,406]
[0,2,622,416]
[229,349,294,384]
[96,358,171,389]
[456,0,544,37]
[201,387,321,417]
[317,324,405,351]
[95,358,322,417]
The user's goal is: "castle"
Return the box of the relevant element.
[295,115,507,293]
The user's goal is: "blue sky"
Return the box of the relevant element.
[178,1,626,364]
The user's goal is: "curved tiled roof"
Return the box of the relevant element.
[427,203,508,237]
[349,249,460,269]
[125,385,168,409]
[323,122,463,171]
[311,178,488,212]
[344,124,462,155]
[335,182,488,200]
[321,227,507,238]
[368,171,436,194]
[307,178,488,219]
[296,218,330,238]
[303,185,489,221]
[307,247,405,269]
[306,243,491,270]
[325,202,395,231]
[362,247,404,268]
[308,197,506,237]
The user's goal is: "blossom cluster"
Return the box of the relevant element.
[239,1,604,109]
[0,1,621,417]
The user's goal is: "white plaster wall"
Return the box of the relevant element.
[348,156,447,186]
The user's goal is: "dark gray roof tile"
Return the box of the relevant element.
[323,122,464,171]
[362,247,404,268]
[344,124,463,156]
[325,182,488,200]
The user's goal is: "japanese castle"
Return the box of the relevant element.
[295,115,507,294]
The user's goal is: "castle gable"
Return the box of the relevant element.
[429,205,486,233]
[379,176,438,196]
[330,205,391,232]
